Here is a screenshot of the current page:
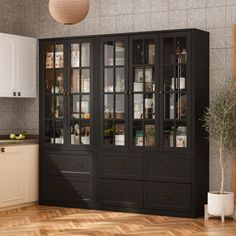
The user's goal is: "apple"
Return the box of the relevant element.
[10,133,16,139]
[15,134,26,140]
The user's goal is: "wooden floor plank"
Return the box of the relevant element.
[0,205,236,236]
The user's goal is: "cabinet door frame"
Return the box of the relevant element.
[66,38,94,150]
[99,36,129,150]
[129,34,160,151]
[40,39,68,149]
[159,32,192,152]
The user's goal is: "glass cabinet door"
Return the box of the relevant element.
[161,35,188,149]
[45,44,65,144]
[102,39,127,147]
[70,42,91,145]
[132,38,156,147]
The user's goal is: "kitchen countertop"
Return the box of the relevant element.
[0,135,38,146]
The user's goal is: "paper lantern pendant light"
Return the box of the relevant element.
[49,0,89,25]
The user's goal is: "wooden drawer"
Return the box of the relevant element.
[145,154,191,182]
[144,182,191,212]
[42,177,93,206]
[100,180,143,208]
[44,152,92,176]
[100,152,143,180]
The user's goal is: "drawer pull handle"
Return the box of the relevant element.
[116,162,126,169]
[163,193,173,200]
[77,163,84,169]
[1,148,5,153]
[162,164,172,172]
[76,190,84,196]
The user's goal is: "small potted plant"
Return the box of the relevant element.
[203,79,236,220]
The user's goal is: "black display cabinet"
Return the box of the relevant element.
[39,29,209,217]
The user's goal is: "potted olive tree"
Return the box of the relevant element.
[203,79,236,219]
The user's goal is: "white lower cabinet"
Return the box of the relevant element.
[0,144,38,209]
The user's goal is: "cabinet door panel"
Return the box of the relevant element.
[0,34,15,97]
[100,152,143,179]
[144,182,191,212]
[0,146,25,207]
[16,37,37,97]
[100,180,143,208]
[145,154,191,182]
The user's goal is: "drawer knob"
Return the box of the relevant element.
[77,163,84,169]
[76,189,84,196]
[1,147,5,153]
[163,193,173,200]
[52,187,57,193]
[162,164,172,172]
[117,189,125,198]
[116,162,126,169]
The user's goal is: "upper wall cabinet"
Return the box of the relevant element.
[0,33,37,98]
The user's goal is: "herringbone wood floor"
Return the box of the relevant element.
[0,205,236,236]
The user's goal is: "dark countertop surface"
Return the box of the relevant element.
[0,135,39,146]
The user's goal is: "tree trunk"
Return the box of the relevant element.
[219,142,225,194]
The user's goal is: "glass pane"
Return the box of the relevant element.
[81,95,90,119]
[176,123,187,148]
[81,69,90,93]
[115,94,125,119]
[55,71,64,93]
[81,43,90,67]
[115,122,125,146]
[145,67,154,92]
[164,38,174,64]
[71,95,80,119]
[104,120,114,145]
[55,96,64,119]
[45,120,54,143]
[134,94,143,119]
[71,121,80,145]
[133,121,143,146]
[104,68,114,92]
[145,40,155,65]
[46,45,54,69]
[164,65,174,91]
[71,43,80,68]
[104,94,114,119]
[145,94,155,119]
[55,44,64,68]
[115,41,125,65]
[45,96,53,119]
[145,124,155,146]
[164,93,175,119]
[104,42,114,66]
[133,40,143,65]
[81,120,90,145]
[176,37,187,64]
[134,68,144,92]
[163,122,174,148]
[46,70,54,94]
[115,68,125,92]
[176,65,186,91]
[71,69,80,93]
[176,93,187,119]
[55,121,64,144]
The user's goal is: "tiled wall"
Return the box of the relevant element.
[1,0,236,191]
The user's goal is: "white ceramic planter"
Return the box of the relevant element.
[208,191,234,216]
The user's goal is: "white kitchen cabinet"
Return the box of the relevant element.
[0,33,37,98]
[0,144,39,209]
